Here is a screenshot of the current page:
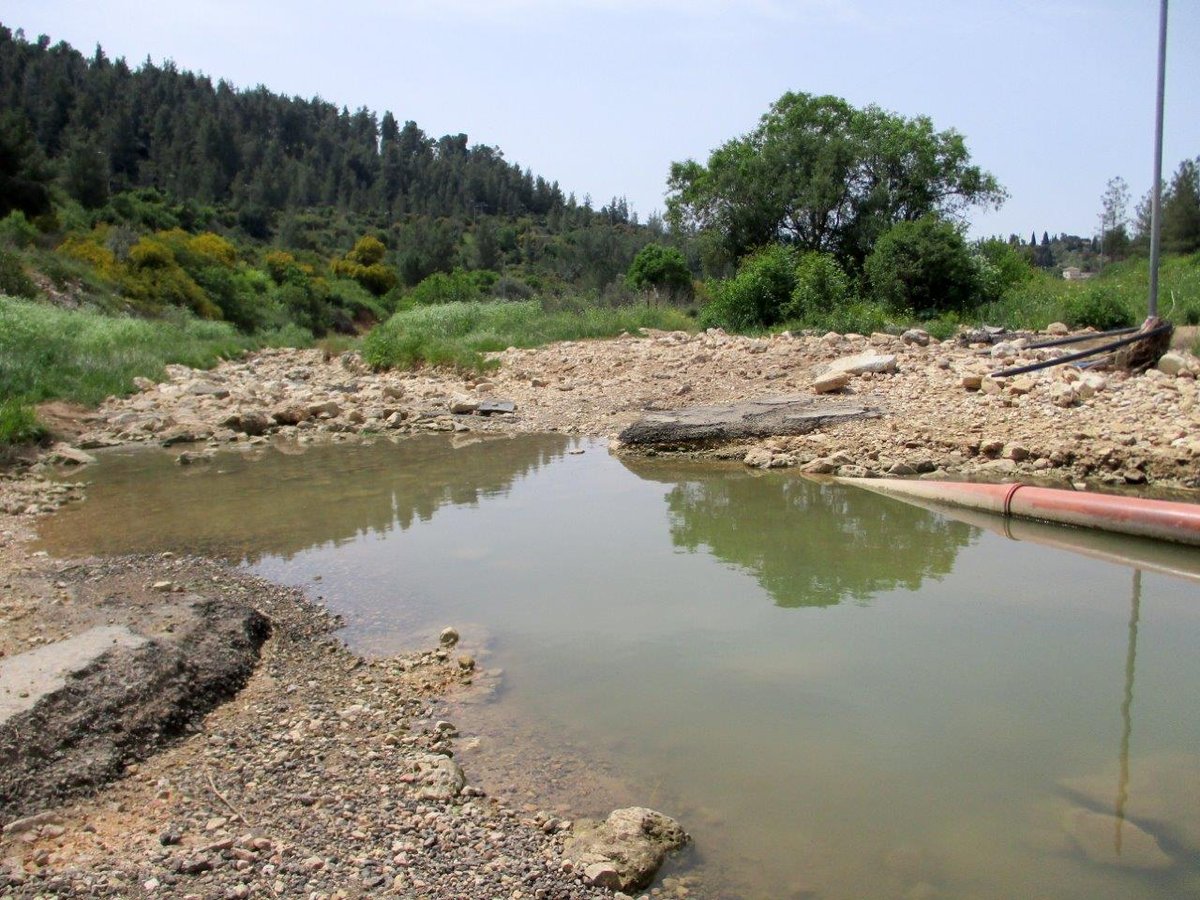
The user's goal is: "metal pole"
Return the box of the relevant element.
[1147,0,1168,319]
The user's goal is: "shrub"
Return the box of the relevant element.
[783,251,851,323]
[408,269,488,306]
[626,243,693,301]
[865,216,979,315]
[0,249,38,298]
[699,245,797,330]
[1063,284,1136,330]
[0,211,39,248]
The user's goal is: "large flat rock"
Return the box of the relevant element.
[618,394,880,448]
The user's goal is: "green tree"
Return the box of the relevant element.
[864,216,979,314]
[0,110,52,219]
[1161,158,1200,255]
[626,243,693,302]
[666,91,1004,271]
[1098,176,1130,262]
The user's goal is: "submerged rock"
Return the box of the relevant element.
[564,806,689,892]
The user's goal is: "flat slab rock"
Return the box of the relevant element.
[618,394,880,448]
[0,579,268,823]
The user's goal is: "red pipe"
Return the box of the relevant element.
[836,478,1200,547]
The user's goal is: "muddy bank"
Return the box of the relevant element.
[0,542,654,898]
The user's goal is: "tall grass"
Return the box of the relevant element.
[362,299,694,371]
[0,296,262,408]
[981,252,1200,331]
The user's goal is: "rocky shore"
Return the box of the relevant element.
[2,323,1198,898]
[49,324,1200,490]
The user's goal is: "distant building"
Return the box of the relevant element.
[1062,267,1095,281]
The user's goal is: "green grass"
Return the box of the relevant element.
[0,398,45,447]
[362,299,694,371]
[0,295,260,410]
[980,252,1200,331]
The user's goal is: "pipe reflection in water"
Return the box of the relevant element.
[1115,569,1140,854]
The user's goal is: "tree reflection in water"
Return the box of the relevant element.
[625,459,977,608]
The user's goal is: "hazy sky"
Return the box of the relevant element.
[5,1,1198,239]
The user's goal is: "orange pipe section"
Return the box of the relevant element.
[837,478,1200,547]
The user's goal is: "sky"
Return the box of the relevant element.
[4,0,1198,240]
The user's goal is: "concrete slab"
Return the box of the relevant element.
[0,626,147,726]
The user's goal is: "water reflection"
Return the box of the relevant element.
[38,434,571,562]
[623,459,976,607]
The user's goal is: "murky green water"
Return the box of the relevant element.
[38,435,1200,899]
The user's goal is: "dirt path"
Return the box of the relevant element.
[1,326,1197,897]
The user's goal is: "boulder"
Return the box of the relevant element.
[1158,352,1188,377]
[409,753,465,801]
[564,807,689,892]
[743,447,774,468]
[811,352,897,379]
[812,371,852,394]
[1047,322,1070,336]
[901,328,931,347]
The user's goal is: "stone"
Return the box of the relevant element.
[449,395,480,414]
[811,351,897,379]
[960,373,983,391]
[1077,373,1108,399]
[1047,322,1070,336]
[564,807,689,893]
[1062,808,1173,870]
[439,627,459,647]
[800,457,838,475]
[901,328,931,347]
[743,448,774,468]
[1158,352,1188,376]
[271,405,310,426]
[477,400,517,416]
[189,382,229,399]
[47,445,96,466]
[132,376,156,392]
[1003,444,1030,462]
[583,862,623,890]
[411,752,465,801]
[1008,377,1036,396]
[980,376,1004,395]
[812,371,852,394]
[307,400,342,418]
[1049,383,1078,408]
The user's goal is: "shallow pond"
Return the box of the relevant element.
[38,434,1200,899]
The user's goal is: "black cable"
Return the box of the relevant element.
[989,323,1173,378]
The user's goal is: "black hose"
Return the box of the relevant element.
[989,323,1173,378]
[1022,326,1140,350]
